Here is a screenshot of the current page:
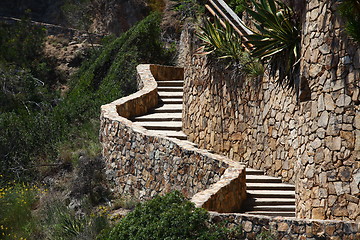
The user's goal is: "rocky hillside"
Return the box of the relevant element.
[0,0,66,24]
[0,0,149,35]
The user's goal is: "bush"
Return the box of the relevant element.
[0,17,46,67]
[0,12,173,180]
[0,182,41,239]
[37,198,110,240]
[103,191,232,240]
[172,0,205,21]
[227,0,251,15]
[338,0,360,43]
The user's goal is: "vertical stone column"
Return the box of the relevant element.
[296,0,360,220]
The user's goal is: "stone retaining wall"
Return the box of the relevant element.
[296,0,360,221]
[209,212,360,240]
[180,0,360,221]
[100,64,246,211]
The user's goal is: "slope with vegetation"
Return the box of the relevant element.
[0,12,175,239]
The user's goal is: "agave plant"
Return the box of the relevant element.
[196,17,244,60]
[246,0,301,89]
[196,17,264,78]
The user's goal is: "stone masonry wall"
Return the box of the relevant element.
[100,64,246,209]
[209,212,359,240]
[296,0,360,221]
[181,0,360,221]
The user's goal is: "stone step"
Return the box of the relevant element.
[147,130,187,140]
[245,168,265,175]
[136,121,182,131]
[158,91,183,98]
[246,183,295,191]
[246,175,282,183]
[244,211,295,217]
[133,112,182,121]
[157,80,184,86]
[247,190,295,198]
[153,104,182,113]
[157,86,183,92]
[251,205,295,212]
[160,98,183,104]
[250,198,296,206]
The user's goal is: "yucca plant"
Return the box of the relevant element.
[338,0,360,43]
[246,0,301,89]
[197,17,244,60]
[196,17,264,78]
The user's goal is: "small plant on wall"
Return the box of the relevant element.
[196,17,264,80]
[338,0,360,43]
[227,0,251,16]
[245,0,301,90]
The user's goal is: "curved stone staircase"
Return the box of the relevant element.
[133,76,295,217]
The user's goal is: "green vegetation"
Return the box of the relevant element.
[61,0,92,30]
[0,18,62,181]
[227,0,251,15]
[196,17,264,79]
[0,12,173,181]
[37,199,110,240]
[246,0,301,89]
[103,191,242,240]
[172,0,205,21]
[0,182,41,239]
[256,230,275,240]
[338,0,360,43]
[0,11,175,239]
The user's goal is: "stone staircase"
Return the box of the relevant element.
[244,168,295,217]
[133,79,187,140]
[133,78,295,217]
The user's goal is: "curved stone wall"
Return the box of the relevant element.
[100,64,246,212]
[181,0,360,221]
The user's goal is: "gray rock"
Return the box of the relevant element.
[319,44,331,54]
[354,114,360,129]
[318,111,329,128]
[335,95,351,107]
[334,182,345,195]
[318,94,325,112]
[312,138,322,149]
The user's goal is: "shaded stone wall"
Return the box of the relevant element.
[296,0,360,221]
[181,0,360,220]
[209,212,359,240]
[181,26,300,186]
[100,64,247,208]
[101,116,228,199]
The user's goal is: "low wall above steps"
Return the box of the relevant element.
[209,212,359,240]
[100,64,246,212]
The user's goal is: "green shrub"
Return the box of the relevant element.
[172,0,205,21]
[0,12,173,180]
[38,198,110,240]
[0,182,40,239]
[227,0,251,15]
[0,17,46,67]
[104,191,228,240]
[339,0,360,43]
[256,230,275,240]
